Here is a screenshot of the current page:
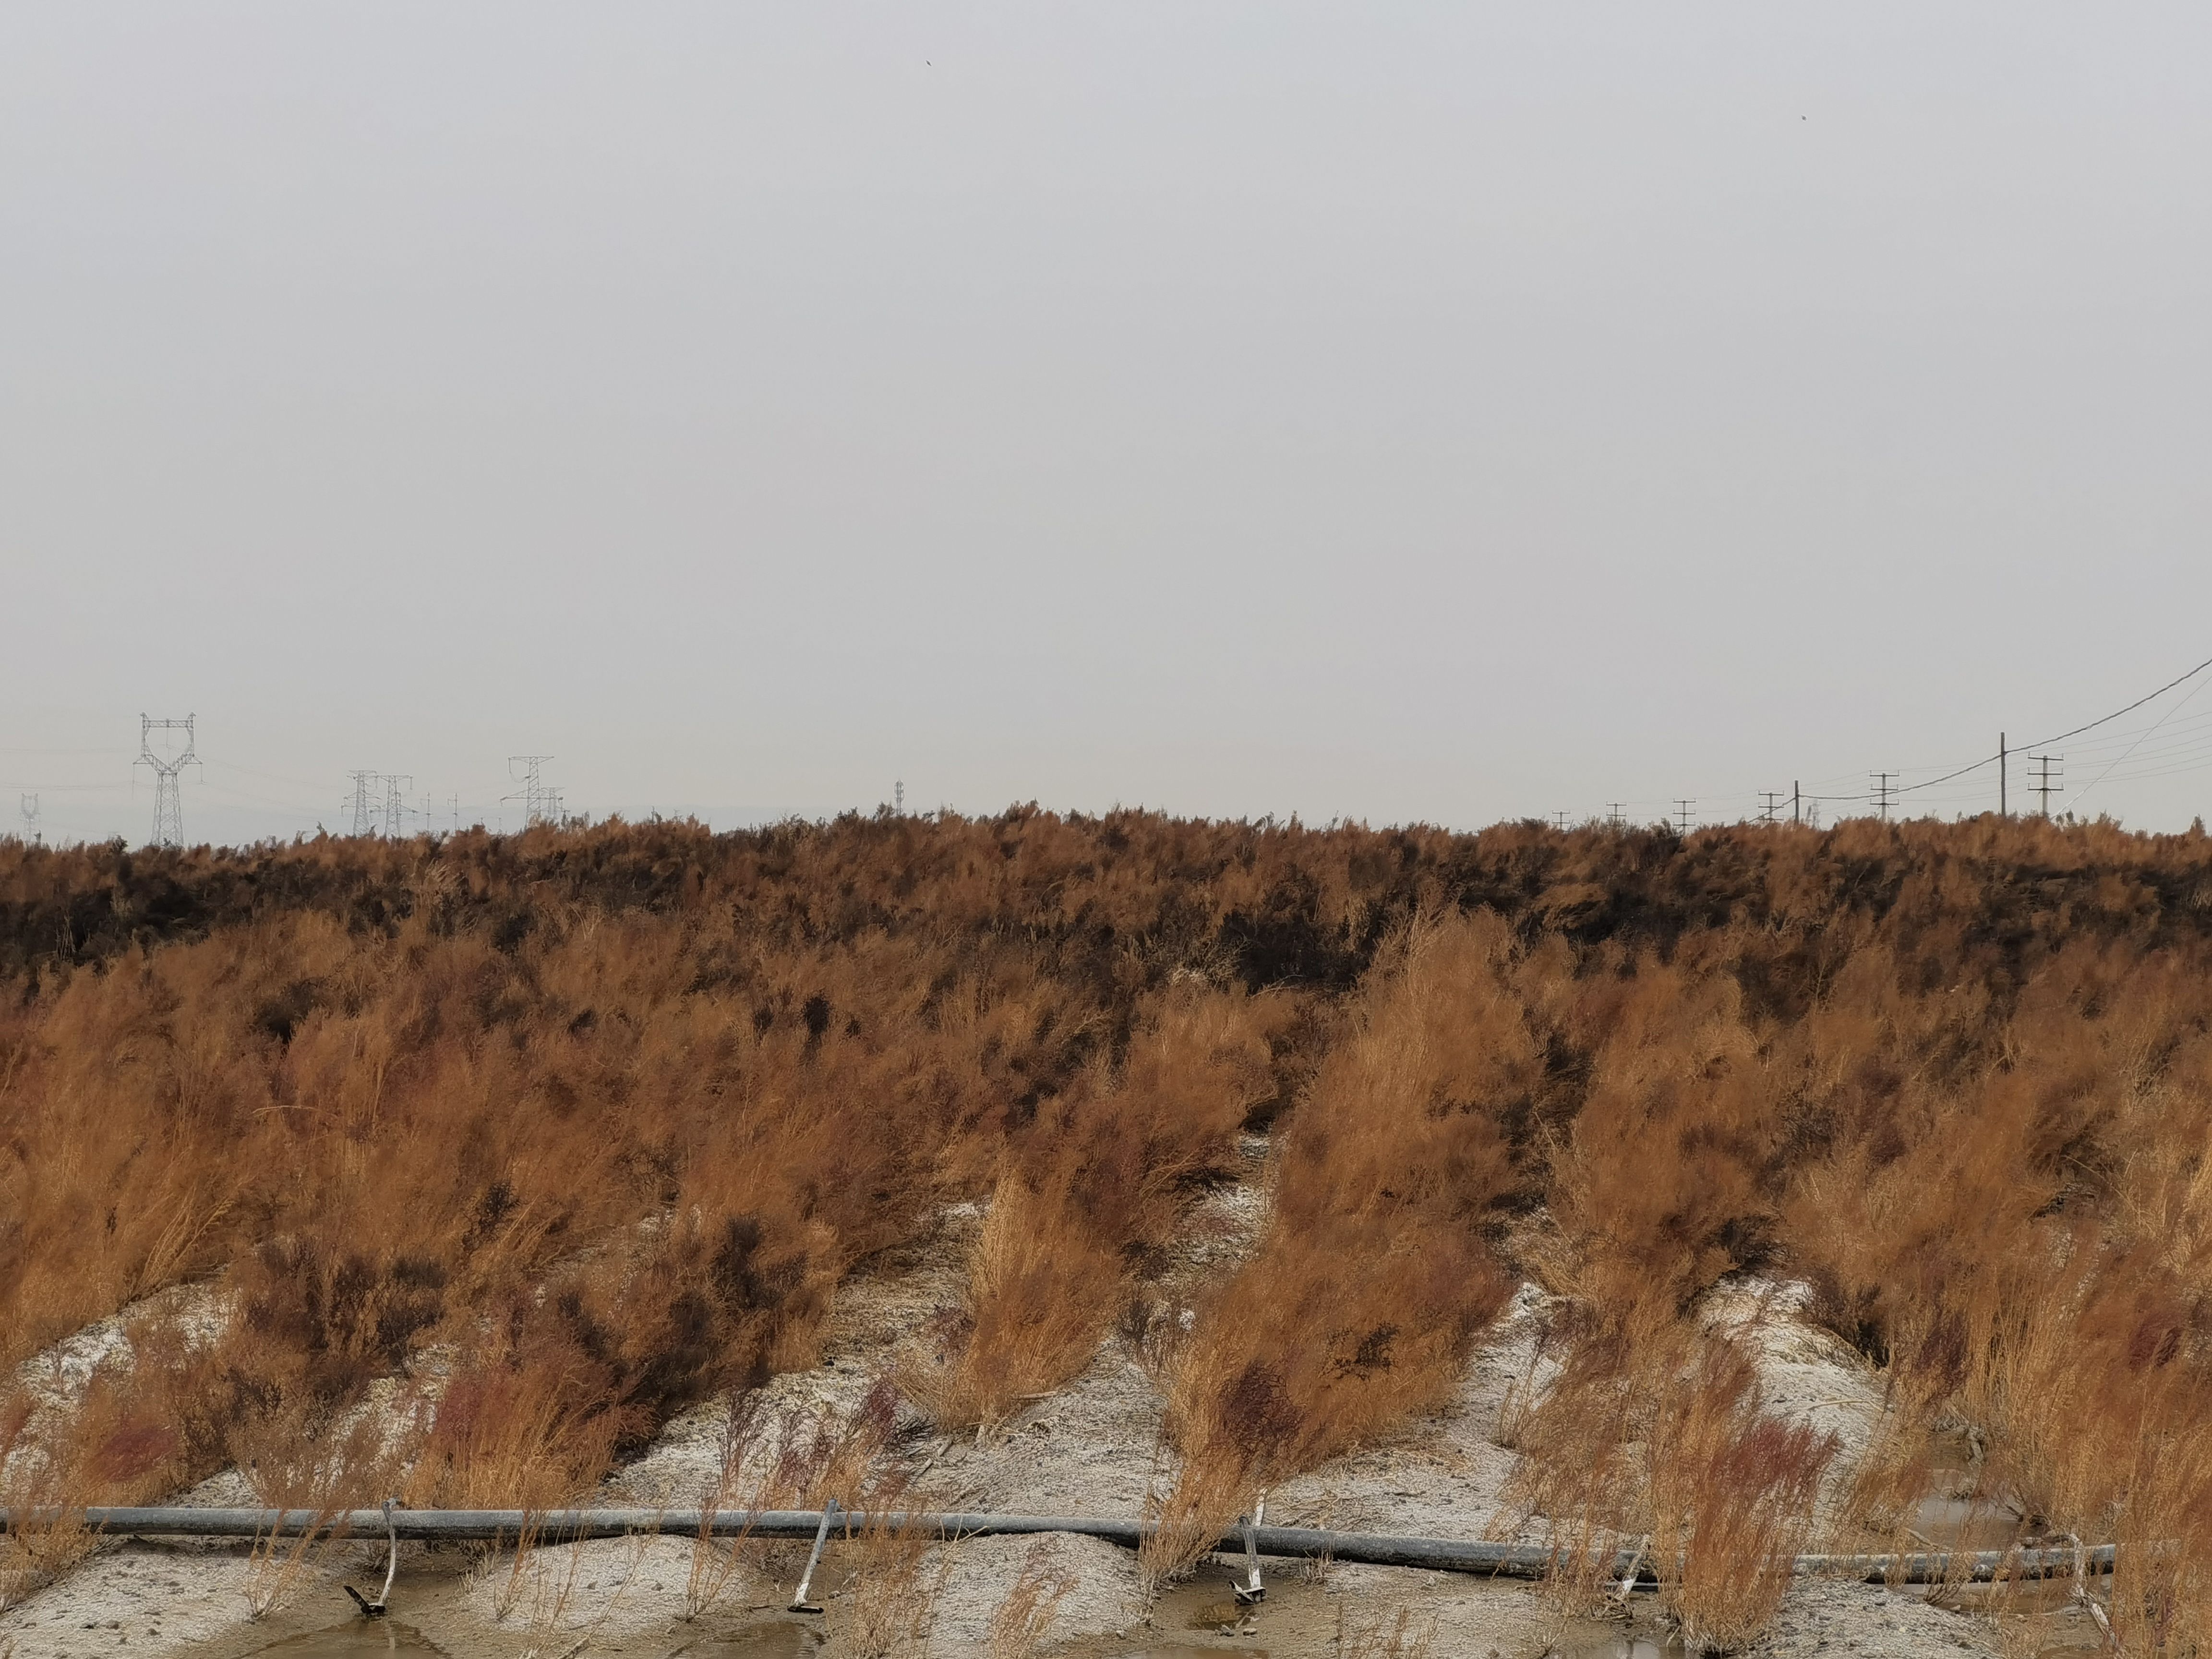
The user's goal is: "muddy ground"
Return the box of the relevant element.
[3,1157,2100,1659]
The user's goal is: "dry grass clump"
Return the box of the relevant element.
[1336,1604,1439,1659]
[821,1514,948,1659]
[0,1389,96,1614]
[240,1512,342,1622]
[984,1542,1075,1659]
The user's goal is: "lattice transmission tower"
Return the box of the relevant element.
[18,793,39,844]
[137,715,198,848]
[505,756,560,828]
[347,770,381,837]
[383,774,413,838]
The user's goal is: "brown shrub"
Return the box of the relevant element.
[9,811,2212,1639]
[909,986,1289,1431]
[1147,914,1525,1577]
[1646,1340,1836,1652]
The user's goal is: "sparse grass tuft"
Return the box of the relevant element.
[822,1515,947,1659]
[1336,1603,1439,1658]
[242,1512,339,1622]
[984,1541,1074,1659]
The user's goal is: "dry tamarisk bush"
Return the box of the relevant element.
[907,985,1290,1432]
[1149,913,1526,1579]
[1645,1341,1836,1652]
[12,812,2212,1637]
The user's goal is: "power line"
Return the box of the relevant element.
[2027,651,2212,750]
[2062,667,2212,816]
[1891,752,1997,799]
[1782,652,2212,824]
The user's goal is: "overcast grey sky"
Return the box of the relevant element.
[4,3,2210,845]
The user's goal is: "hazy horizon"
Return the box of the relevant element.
[6,5,2210,846]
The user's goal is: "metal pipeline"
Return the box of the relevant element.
[0,1507,2116,1587]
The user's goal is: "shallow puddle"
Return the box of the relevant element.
[670,1628,821,1658]
[248,1624,446,1656]
[1907,1491,2026,1551]
[241,1614,825,1659]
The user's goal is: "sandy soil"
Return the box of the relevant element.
[1,1160,2032,1659]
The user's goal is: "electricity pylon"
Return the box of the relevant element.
[348,771,381,837]
[382,774,413,838]
[506,756,558,827]
[137,715,198,848]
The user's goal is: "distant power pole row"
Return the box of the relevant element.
[345,769,415,837]
[71,717,585,850]
[343,760,558,838]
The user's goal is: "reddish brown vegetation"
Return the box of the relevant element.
[8,811,2212,1643]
